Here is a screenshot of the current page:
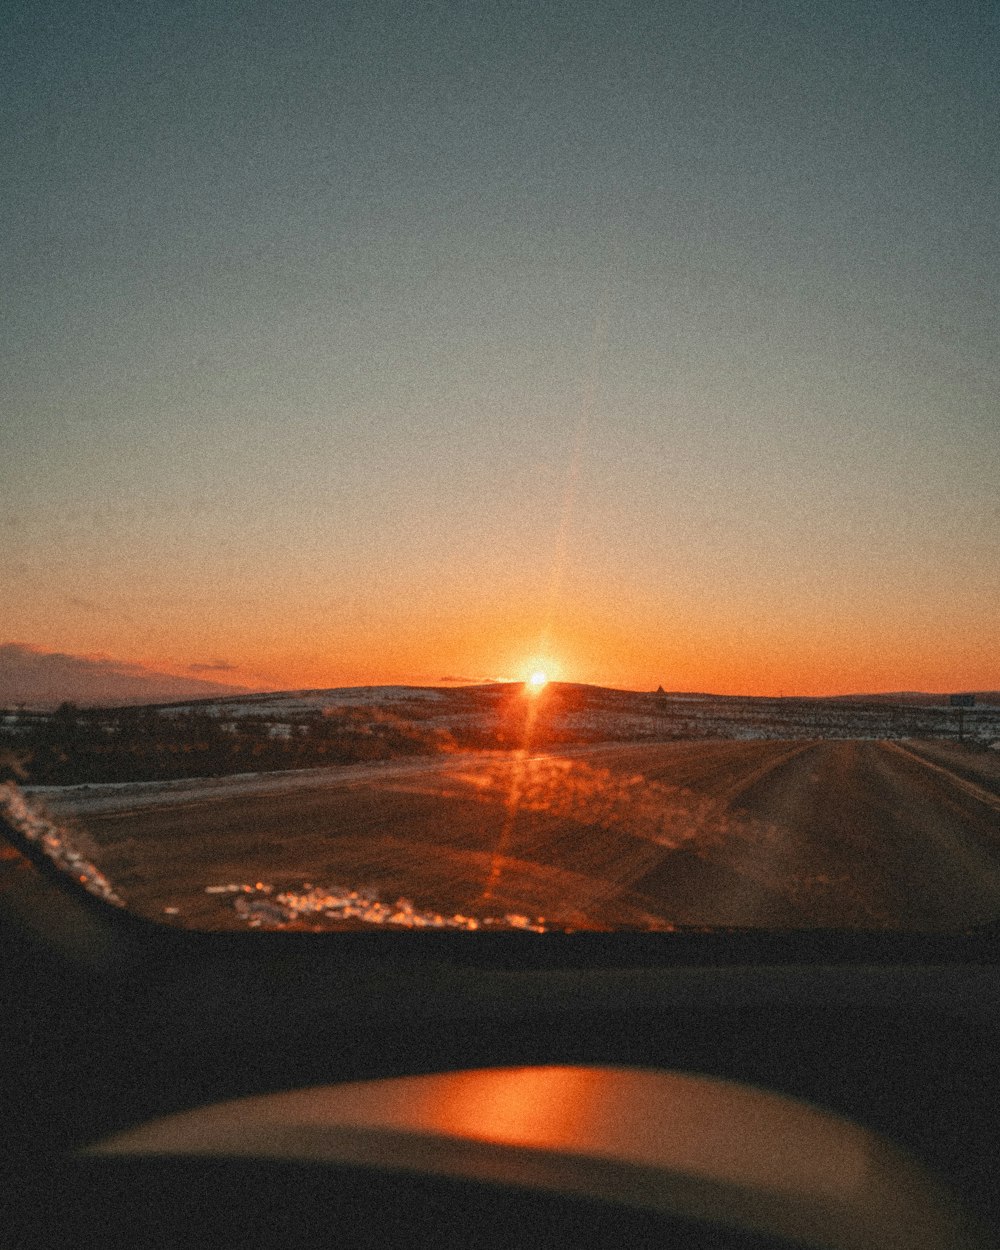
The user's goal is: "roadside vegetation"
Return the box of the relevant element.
[0,703,456,786]
[1,685,995,788]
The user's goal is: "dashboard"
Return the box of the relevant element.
[2,815,999,1248]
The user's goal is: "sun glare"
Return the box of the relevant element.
[527,669,549,692]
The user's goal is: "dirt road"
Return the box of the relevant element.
[60,739,1000,931]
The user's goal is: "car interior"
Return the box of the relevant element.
[3,804,999,1249]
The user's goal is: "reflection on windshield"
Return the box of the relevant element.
[0,782,123,909]
[208,882,549,932]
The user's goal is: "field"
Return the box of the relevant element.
[11,698,1000,933]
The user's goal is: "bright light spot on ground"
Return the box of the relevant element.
[527,670,549,692]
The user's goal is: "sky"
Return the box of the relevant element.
[3,0,998,701]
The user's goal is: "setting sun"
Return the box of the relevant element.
[526,670,549,692]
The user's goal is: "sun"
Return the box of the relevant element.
[526,669,549,692]
[513,653,561,689]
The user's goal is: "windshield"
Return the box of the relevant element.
[2,0,998,933]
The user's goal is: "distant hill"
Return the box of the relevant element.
[826,691,1000,707]
[4,644,998,712]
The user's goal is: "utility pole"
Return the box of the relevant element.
[949,693,975,742]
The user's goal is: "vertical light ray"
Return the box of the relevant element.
[544,306,608,633]
[484,306,609,902]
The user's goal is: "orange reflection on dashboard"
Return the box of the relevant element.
[354,1067,870,1200]
[404,1066,605,1149]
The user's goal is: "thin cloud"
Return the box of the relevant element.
[189,660,238,673]
[0,642,251,708]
